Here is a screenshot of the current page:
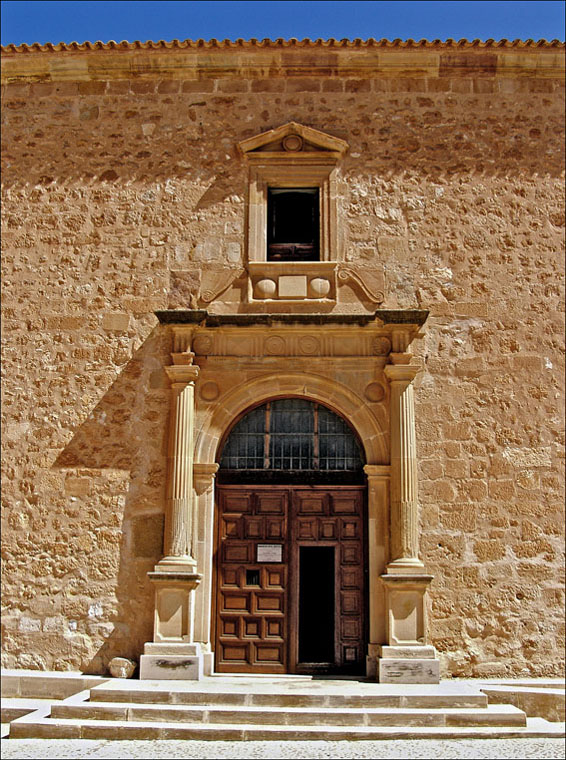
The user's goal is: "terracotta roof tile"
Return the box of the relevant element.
[1,37,564,54]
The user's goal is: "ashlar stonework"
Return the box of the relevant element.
[1,38,564,680]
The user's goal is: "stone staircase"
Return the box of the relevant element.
[5,676,565,740]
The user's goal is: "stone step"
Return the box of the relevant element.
[479,685,565,723]
[90,682,489,709]
[9,714,564,741]
[1,698,59,722]
[50,701,526,728]
[0,670,108,699]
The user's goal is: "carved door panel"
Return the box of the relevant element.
[215,487,288,673]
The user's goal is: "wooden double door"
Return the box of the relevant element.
[214,485,367,674]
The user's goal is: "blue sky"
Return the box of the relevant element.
[1,1,564,46]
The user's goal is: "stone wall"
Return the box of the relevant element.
[1,42,564,676]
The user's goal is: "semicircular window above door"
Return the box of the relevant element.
[219,399,365,482]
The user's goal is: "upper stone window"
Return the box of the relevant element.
[238,122,348,265]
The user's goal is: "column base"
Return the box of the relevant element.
[139,642,203,680]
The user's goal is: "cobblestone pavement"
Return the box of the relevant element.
[1,738,565,759]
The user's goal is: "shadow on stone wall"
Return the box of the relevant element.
[52,323,170,674]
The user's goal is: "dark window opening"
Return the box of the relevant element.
[267,188,319,261]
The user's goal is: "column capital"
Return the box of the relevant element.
[165,364,199,385]
[384,363,420,385]
[364,464,390,480]
[193,463,220,495]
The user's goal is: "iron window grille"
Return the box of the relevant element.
[220,399,364,472]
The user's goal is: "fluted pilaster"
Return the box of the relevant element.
[161,363,199,569]
[384,363,423,572]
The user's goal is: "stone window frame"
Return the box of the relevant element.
[238,122,349,265]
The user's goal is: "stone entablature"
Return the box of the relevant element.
[157,309,426,358]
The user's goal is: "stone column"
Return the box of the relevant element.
[160,363,200,570]
[192,462,220,677]
[384,363,423,574]
[140,355,204,680]
[364,464,390,678]
[379,357,439,684]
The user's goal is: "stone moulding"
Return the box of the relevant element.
[154,309,429,327]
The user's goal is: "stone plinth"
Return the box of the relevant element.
[379,574,439,684]
[140,642,203,680]
[139,571,203,681]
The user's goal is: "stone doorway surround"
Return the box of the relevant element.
[139,309,439,683]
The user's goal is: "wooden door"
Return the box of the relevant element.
[214,485,366,674]
[215,487,288,672]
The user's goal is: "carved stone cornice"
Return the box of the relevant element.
[154,309,429,327]
[3,43,563,86]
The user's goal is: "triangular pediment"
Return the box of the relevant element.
[238,122,348,159]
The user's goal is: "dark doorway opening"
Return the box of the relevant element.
[299,546,335,664]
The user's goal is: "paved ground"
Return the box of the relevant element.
[1,738,565,759]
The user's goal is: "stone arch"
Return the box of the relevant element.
[194,371,388,466]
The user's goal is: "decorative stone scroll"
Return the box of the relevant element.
[338,265,385,304]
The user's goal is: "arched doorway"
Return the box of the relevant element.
[213,398,367,674]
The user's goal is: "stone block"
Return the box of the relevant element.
[102,312,131,331]
[379,658,440,684]
[202,651,214,676]
[139,653,203,680]
[108,657,136,678]
[278,275,307,299]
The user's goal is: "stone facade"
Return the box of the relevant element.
[1,39,564,679]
